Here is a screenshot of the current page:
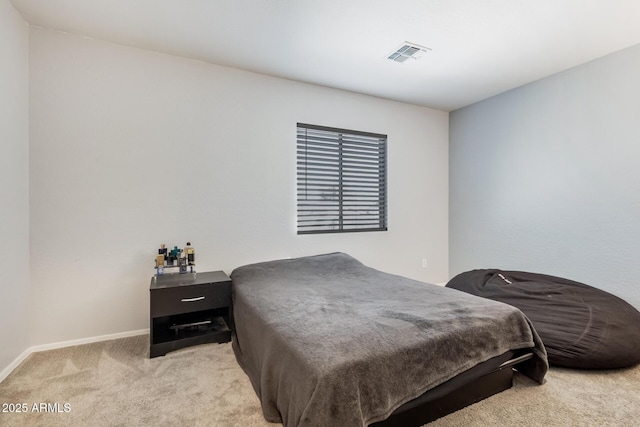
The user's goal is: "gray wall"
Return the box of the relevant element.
[450,43,640,310]
[28,27,448,346]
[0,0,30,377]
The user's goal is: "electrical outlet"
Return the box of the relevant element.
[422,259,428,268]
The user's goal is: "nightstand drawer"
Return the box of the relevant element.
[151,281,231,317]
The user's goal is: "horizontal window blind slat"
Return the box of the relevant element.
[296,132,384,143]
[297,152,382,163]
[297,130,385,143]
[298,171,384,179]
[297,132,383,143]
[297,160,383,171]
[296,140,384,150]
[298,223,384,229]
[297,217,382,222]
[297,208,383,212]
[297,173,383,182]
[298,141,384,152]
[298,122,386,139]
[297,206,384,211]
[299,192,385,197]
[297,212,381,216]
[296,182,382,189]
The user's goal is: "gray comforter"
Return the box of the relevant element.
[231,253,547,427]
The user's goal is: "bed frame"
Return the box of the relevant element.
[371,352,533,426]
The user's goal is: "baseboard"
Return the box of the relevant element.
[0,328,149,384]
[30,328,149,353]
[0,347,32,384]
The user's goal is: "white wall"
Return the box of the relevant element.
[29,27,449,345]
[0,0,30,373]
[450,43,640,310]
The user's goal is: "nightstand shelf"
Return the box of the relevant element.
[149,271,232,358]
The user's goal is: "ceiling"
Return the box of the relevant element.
[11,0,640,111]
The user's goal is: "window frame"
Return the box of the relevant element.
[296,123,388,235]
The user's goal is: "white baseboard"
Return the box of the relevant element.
[29,328,149,353]
[0,328,149,384]
[0,347,32,384]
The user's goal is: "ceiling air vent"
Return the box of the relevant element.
[387,42,431,63]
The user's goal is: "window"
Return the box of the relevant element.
[297,123,387,234]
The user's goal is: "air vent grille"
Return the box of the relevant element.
[388,42,431,63]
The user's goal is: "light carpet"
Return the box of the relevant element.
[0,335,638,426]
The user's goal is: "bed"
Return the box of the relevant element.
[230,253,547,426]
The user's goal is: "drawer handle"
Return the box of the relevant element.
[181,296,205,302]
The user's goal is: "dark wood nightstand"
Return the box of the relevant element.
[149,271,232,358]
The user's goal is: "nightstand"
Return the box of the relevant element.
[149,271,232,358]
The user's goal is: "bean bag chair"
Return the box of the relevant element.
[446,269,640,369]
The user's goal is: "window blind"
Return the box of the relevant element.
[297,123,387,234]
